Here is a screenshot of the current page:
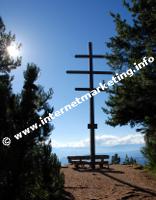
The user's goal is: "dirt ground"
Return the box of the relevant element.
[62,165,156,200]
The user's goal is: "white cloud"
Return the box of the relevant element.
[52,133,145,148]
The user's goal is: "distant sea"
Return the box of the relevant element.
[53,144,146,166]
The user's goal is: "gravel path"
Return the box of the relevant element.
[62,165,156,200]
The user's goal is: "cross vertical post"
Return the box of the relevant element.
[88,42,96,169]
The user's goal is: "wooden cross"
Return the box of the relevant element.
[66,42,112,169]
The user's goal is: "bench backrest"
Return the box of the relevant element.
[67,155,109,162]
[67,155,90,161]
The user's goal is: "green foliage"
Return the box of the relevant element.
[123,154,137,165]
[18,144,64,200]
[103,0,156,170]
[141,132,156,169]
[123,154,130,165]
[0,18,65,200]
[111,153,121,164]
[0,17,21,73]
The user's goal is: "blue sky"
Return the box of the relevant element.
[0,0,144,152]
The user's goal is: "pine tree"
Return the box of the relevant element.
[103,0,156,170]
[0,17,22,199]
[15,64,65,200]
[0,18,65,200]
[123,154,130,165]
[111,153,120,164]
[1,59,65,200]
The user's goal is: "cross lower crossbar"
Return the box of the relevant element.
[75,88,105,92]
[75,55,105,58]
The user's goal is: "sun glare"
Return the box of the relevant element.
[7,43,20,58]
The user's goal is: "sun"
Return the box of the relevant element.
[7,43,20,58]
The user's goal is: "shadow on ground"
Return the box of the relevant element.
[63,190,75,200]
[74,167,124,174]
[73,166,156,197]
[99,170,156,197]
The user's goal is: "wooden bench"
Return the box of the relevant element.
[67,155,109,169]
